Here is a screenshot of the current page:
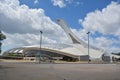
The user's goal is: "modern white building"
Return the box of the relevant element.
[3,19,105,61]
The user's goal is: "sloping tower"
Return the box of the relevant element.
[57,19,104,60]
[57,19,87,46]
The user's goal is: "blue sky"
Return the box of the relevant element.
[19,0,115,29]
[0,0,120,53]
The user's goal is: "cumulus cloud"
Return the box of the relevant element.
[79,2,120,36]
[34,0,39,4]
[94,37,120,52]
[0,0,45,34]
[79,1,120,52]
[0,0,70,52]
[51,0,66,8]
[51,0,81,8]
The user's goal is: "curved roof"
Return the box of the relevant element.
[3,43,104,59]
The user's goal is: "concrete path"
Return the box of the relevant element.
[0,61,120,80]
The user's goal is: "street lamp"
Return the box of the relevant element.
[0,30,6,54]
[38,30,43,64]
[87,31,90,63]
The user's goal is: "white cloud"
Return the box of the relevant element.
[34,0,39,4]
[51,0,66,8]
[79,2,120,36]
[51,0,81,8]
[92,37,120,53]
[92,37,114,50]
[78,1,120,52]
[0,0,70,52]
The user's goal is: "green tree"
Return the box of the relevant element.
[0,30,6,54]
[0,31,6,40]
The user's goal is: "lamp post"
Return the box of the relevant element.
[87,31,90,63]
[39,30,43,64]
[0,30,6,54]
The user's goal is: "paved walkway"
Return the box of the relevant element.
[0,60,120,80]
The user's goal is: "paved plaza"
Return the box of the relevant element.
[0,60,120,80]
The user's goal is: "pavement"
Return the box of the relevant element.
[0,60,120,80]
